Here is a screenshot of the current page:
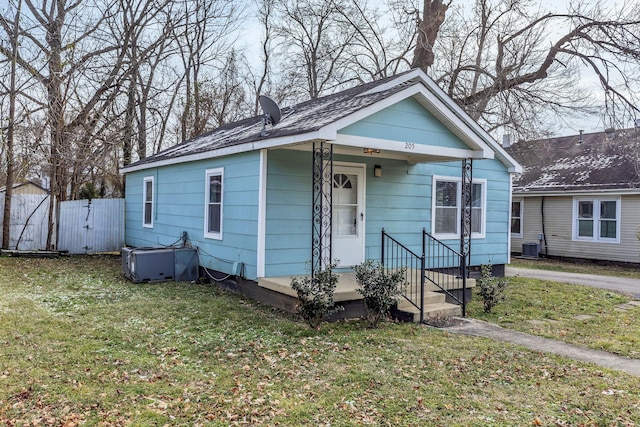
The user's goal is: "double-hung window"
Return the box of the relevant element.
[511,200,523,237]
[205,168,223,239]
[573,197,619,242]
[143,176,154,228]
[432,176,486,239]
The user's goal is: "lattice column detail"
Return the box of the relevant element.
[460,158,473,268]
[311,142,333,278]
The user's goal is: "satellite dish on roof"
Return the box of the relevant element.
[259,95,281,136]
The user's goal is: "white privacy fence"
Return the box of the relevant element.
[0,197,124,254]
[57,198,125,254]
[0,193,50,251]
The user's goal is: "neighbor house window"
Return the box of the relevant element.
[143,176,154,228]
[432,176,486,239]
[205,168,223,239]
[573,198,619,242]
[511,200,523,237]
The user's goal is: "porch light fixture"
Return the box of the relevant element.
[374,165,382,177]
[363,147,380,155]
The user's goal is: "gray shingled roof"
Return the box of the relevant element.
[124,71,418,170]
[506,129,640,193]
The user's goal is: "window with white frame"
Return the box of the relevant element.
[432,176,486,239]
[471,183,484,235]
[573,197,619,242]
[143,176,154,228]
[511,200,523,237]
[205,168,223,239]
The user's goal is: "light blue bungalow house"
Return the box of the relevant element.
[121,69,521,321]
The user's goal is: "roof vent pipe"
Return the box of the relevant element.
[578,129,584,144]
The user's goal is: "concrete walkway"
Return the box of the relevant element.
[506,266,640,298]
[444,267,640,376]
[445,318,640,376]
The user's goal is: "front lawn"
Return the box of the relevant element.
[0,255,638,426]
[468,277,640,359]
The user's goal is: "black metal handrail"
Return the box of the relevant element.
[381,229,467,320]
[423,229,467,317]
[381,228,425,322]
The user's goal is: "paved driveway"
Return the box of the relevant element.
[506,266,640,299]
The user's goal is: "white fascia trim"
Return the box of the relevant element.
[257,149,267,278]
[416,71,523,173]
[360,69,424,95]
[364,68,521,173]
[333,134,480,159]
[120,130,335,174]
[412,87,496,160]
[325,85,494,160]
[515,188,640,197]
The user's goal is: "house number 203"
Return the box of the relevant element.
[405,142,415,150]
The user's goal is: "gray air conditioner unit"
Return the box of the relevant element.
[122,247,198,283]
[522,243,539,258]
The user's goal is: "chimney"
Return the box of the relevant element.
[605,127,615,139]
[578,130,584,144]
[502,134,511,148]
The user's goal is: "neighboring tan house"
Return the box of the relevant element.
[121,69,521,320]
[506,128,640,264]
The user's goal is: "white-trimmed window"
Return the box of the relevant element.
[143,176,154,228]
[511,200,523,237]
[205,168,223,239]
[432,176,486,239]
[573,197,620,242]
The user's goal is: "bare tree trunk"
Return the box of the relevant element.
[44,6,66,250]
[411,0,448,72]
[253,0,273,115]
[123,76,135,166]
[2,0,21,249]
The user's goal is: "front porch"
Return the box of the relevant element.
[258,270,476,322]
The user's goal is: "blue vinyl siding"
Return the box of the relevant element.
[125,151,261,279]
[126,97,514,281]
[264,154,512,277]
[264,149,313,277]
[428,158,511,266]
[339,97,469,150]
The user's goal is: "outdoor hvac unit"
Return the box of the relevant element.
[122,247,198,283]
[174,247,199,282]
[522,242,539,258]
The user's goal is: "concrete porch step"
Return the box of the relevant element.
[396,290,463,322]
[396,300,463,323]
[398,290,447,308]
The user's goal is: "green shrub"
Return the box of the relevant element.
[477,264,508,313]
[355,260,406,328]
[291,264,343,329]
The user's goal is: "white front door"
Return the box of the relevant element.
[332,164,365,267]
